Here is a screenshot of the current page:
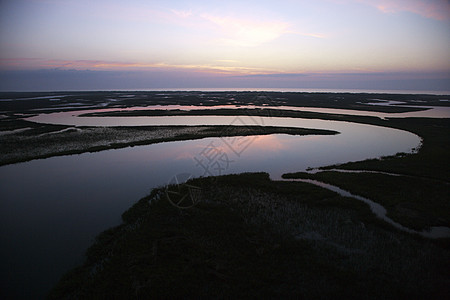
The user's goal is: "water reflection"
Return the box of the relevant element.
[26,104,450,126]
[0,111,425,299]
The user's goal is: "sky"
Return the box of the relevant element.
[0,0,449,91]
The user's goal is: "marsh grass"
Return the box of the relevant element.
[49,173,450,299]
[0,118,336,166]
[282,171,450,230]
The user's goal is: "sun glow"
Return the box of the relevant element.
[0,0,449,90]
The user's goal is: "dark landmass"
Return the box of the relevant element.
[49,173,450,299]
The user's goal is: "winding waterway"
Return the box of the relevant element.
[0,105,447,299]
[26,103,450,123]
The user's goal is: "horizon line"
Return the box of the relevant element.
[1,88,449,96]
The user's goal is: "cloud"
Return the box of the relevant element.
[358,0,450,21]
[73,3,325,46]
[170,9,192,18]
[0,58,273,75]
[238,73,309,78]
[200,14,292,47]
[215,59,240,64]
[286,30,326,39]
[200,13,325,47]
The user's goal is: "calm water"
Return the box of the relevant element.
[27,103,450,124]
[0,112,423,299]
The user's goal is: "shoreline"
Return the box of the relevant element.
[0,122,337,166]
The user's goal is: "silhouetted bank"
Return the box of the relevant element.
[49,173,449,299]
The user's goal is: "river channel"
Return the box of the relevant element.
[0,106,437,298]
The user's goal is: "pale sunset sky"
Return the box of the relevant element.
[0,0,449,91]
